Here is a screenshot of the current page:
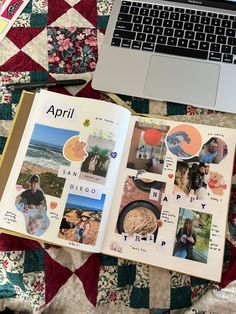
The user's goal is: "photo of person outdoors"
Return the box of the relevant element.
[173,161,210,200]
[16,174,47,211]
[15,174,49,236]
[74,213,91,243]
[173,218,196,259]
[58,193,105,245]
[199,137,227,164]
[173,208,212,263]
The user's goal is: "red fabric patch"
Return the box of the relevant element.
[0,51,46,71]
[75,253,100,306]
[47,0,71,25]
[220,242,236,288]
[77,81,103,100]
[45,251,73,304]
[74,0,97,28]
[7,27,44,49]
[0,233,42,251]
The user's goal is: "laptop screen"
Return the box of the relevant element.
[177,0,236,10]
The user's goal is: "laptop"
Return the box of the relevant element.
[92,0,236,113]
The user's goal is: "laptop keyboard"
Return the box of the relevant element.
[111,0,236,64]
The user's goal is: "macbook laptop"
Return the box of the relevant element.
[92,0,236,113]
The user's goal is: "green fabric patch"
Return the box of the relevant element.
[130,286,149,308]
[30,14,48,27]
[24,250,44,273]
[167,102,187,116]
[23,1,32,13]
[224,239,231,262]
[117,264,136,287]
[0,283,16,299]
[30,71,48,82]
[100,254,118,266]
[0,136,7,154]
[97,16,109,31]
[0,104,12,120]
[11,90,22,104]
[132,98,149,114]
[117,95,149,114]
[190,276,210,287]
[170,286,192,309]
[7,273,25,291]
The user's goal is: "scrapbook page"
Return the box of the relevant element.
[0,90,131,253]
[102,115,236,281]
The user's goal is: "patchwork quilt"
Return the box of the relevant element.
[0,0,236,313]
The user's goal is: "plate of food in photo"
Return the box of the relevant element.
[133,177,164,191]
[117,200,161,239]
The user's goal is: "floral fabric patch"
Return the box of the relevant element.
[48,27,98,74]
[32,0,48,14]
[97,0,113,16]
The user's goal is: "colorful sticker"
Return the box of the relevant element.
[207,171,227,196]
[63,136,88,162]
[166,124,202,159]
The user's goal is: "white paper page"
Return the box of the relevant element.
[0,90,131,253]
[102,115,236,281]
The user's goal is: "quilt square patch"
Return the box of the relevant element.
[48,27,98,74]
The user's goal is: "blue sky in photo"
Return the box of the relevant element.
[30,123,79,147]
[66,193,106,212]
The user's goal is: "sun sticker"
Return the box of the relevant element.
[63,136,88,162]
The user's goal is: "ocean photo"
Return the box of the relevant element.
[17,124,79,197]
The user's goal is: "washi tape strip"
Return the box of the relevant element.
[0,0,30,43]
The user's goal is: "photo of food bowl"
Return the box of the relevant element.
[117,200,161,239]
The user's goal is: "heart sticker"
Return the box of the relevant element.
[50,202,57,209]
[168,174,174,179]
[16,184,23,191]
[111,152,117,159]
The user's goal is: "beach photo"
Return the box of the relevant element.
[80,135,115,184]
[173,207,212,264]
[16,123,79,197]
[127,121,170,175]
[58,193,106,246]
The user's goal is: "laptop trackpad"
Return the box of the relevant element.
[144,55,220,107]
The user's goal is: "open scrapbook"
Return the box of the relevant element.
[0,90,235,281]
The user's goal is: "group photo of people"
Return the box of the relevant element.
[173,207,212,264]
[15,174,49,236]
[174,161,210,200]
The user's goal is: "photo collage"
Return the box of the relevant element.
[15,123,115,246]
[113,119,228,265]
